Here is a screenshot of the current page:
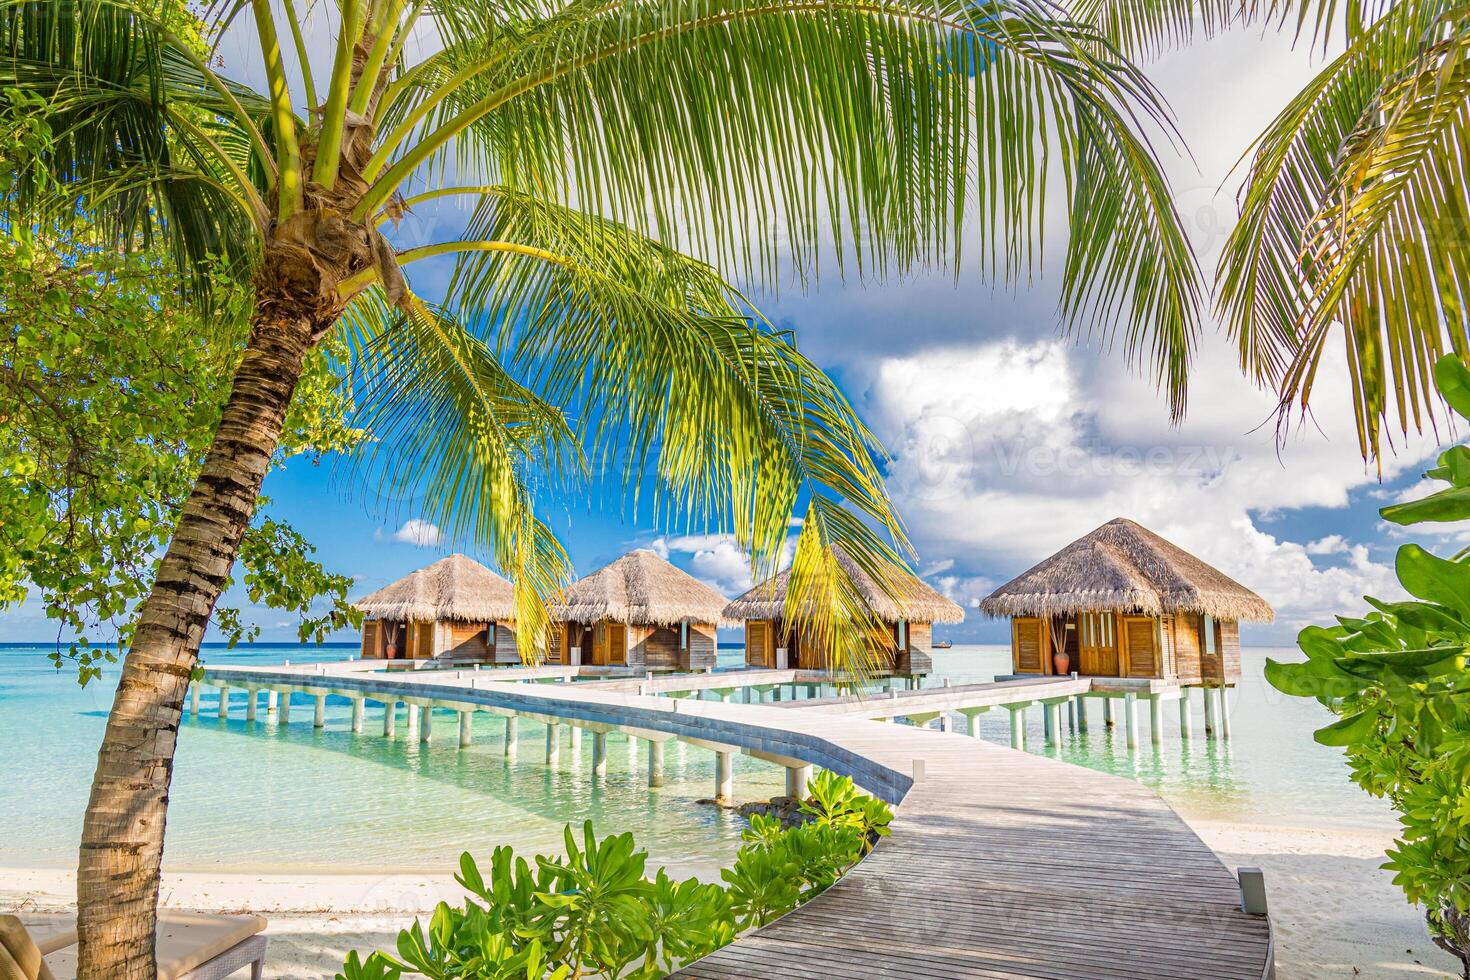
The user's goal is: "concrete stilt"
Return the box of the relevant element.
[266,691,278,715]
[1149,697,1164,746]
[715,751,734,802]
[1124,693,1139,751]
[964,709,986,737]
[279,692,291,725]
[647,739,664,787]
[592,732,608,778]
[1007,705,1027,750]
[720,692,733,704]
[1103,698,1115,726]
[742,688,752,704]
[190,683,201,716]
[1178,690,1193,740]
[406,704,419,739]
[383,699,397,737]
[351,697,363,733]
[459,710,473,747]
[312,694,326,728]
[785,764,811,798]
[1203,686,1217,737]
[546,723,561,764]
[246,690,258,722]
[217,686,230,719]
[1075,696,1088,732]
[420,705,434,743]
[569,726,582,753]
[1042,703,1055,745]
[938,714,953,733]
[1047,702,1065,747]
[1219,688,1233,741]
[504,715,518,756]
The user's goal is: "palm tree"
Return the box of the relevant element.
[1077,0,1470,460]
[3,0,1199,974]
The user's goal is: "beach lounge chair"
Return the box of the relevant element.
[0,910,268,980]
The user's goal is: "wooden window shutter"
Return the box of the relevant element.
[1013,618,1045,673]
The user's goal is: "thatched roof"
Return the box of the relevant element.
[355,554,516,623]
[723,548,966,625]
[553,549,730,627]
[979,518,1274,622]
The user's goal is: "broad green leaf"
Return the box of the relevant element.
[1315,709,1381,746]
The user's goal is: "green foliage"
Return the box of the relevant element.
[1266,354,1470,975]
[338,774,892,979]
[1,84,364,676]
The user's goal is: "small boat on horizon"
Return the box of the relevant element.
[933,639,953,649]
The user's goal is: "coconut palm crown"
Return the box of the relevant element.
[4,0,1201,973]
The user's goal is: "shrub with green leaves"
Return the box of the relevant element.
[337,771,891,979]
[1266,355,1470,978]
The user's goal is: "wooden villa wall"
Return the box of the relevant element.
[896,621,933,675]
[1010,611,1241,685]
[687,623,718,671]
[1170,615,1204,684]
[1220,620,1242,683]
[444,621,490,661]
[491,622,519,664]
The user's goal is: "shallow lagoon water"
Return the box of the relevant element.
[0,641,1391,875]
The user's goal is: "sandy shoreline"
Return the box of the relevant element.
[3,821,1461,979]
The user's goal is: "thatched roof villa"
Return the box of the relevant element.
[725,548,964,676]
[979,518,1273,686]
[355,554,521,664]
[549,549,730,671]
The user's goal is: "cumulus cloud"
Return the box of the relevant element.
[651,532,800,596]
[1304,535,1349,555]
[391,519,443,548]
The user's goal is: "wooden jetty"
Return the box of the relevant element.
[196,661,1273,978]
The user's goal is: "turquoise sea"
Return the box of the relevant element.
[0,642,1393,875]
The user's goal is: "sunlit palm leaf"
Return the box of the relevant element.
[338,288,578,659]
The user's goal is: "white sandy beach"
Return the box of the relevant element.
[3,821,1461,979]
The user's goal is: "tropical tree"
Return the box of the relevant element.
[1265,356,1470,976]
[1075,0,1470,460]
[2,0,1200,974]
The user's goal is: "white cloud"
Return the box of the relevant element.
[391,519,443,548]
[1304,535,1349,555]
[651,532,798,596]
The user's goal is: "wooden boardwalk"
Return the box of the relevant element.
[200,664,1273,978]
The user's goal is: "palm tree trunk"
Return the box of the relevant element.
[75,312,315,980]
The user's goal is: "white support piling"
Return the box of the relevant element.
[459,710,473,747]
[278,692,291,725]
[504,715,518,757]
[245,689,258,722]
[742,688,753,704]
[647,739,664,787]
[961,707,988,737]
[938,713,953,733]
[715,751,734,801]
[785,764,811,799]
[720,691,733,704]
[1203,686,1217,738]
[1178,690,1193,740]
[383,699,397,737]
[1103,697,1115,727]
[569,726,582,753]
[1042,702,1053,743]
[266,691,278,715]
[1219,688,1233,741]
[190,683,201,717]
[217,685,230,720]
[314,694,326,729]
[1149,696,1164,746]
[351,697,364,734]
[1007,705,1027,751]
[405,704,419,740]
[1045,701,1063,747]
[1124,693,1139,751]
[1075,696,1088,732]
[592,732,608,778]
[420,705,434,743]
[546,723,561,765]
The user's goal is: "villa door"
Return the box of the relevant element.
[1121,616,1160,678]
[608,623,627,665]
[1077,613,1120,676]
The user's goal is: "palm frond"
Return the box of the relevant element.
[1071,0,1392,57]
[1218,0,1467,457]
[0,0,268,294]
[338,287,578,659]
[365,0,1201,412]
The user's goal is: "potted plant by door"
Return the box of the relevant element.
[1053,649,1071,676]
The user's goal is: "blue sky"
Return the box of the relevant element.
[2,23,1458,649]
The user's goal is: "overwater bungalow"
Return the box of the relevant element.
[548,549,728,671]
[724,548,964,676]
[355,554,520,663]
[979,518,1274,687]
